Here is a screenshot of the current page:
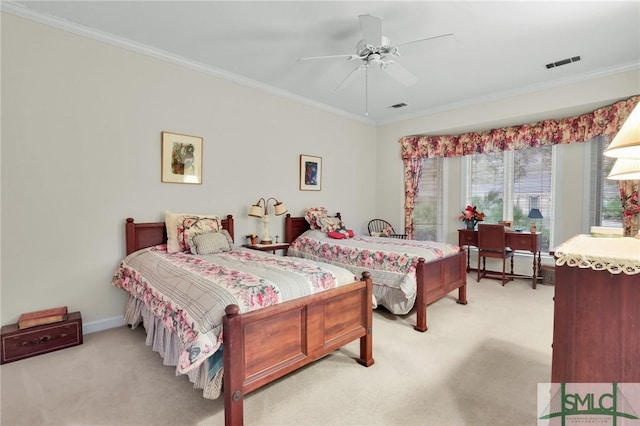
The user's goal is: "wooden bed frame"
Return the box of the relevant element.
[284,213,467,332]
[124,216,374,426]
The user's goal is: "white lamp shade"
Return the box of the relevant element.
[273,202,288,216]
[248,204,263,218]
[604,104,640,159]
[607,158,640,180]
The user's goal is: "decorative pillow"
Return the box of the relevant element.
[165,211,221,253]
[317,216,341,233]
[189,230,233,255]
[304,207,328,230]
[328,229,354,239]
[182,217,222,253]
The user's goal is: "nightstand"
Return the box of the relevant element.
[243,242,290,255]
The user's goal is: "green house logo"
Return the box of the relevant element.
[539,383,639,425]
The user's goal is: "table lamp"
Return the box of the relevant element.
[248,197,287,244]
[528,208,543,233]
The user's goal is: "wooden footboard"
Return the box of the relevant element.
[223,273,373,426]
[414,250,467,332]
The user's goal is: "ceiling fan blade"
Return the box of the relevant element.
[335,64,367,91]
[359,14,383,47]
[393,33,456,51]
[297,54,358,62]
[383,62,418,87]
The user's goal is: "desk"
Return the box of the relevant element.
[458,229,541,288]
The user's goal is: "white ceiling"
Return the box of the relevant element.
[5,1,640,125]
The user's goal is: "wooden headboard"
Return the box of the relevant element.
[284,212,341,243]
[125,215,234,255]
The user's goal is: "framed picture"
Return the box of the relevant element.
[299,155,322,191]
[161,131,203,184]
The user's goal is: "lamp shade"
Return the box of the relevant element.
[528,208,543,219]
[607,158,640,180]
[248,203,263,218]
[273,201,288,216]
[604,104,640,159]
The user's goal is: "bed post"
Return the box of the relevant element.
[125,218,136,255]
[414,258,428,332]
[357,272,375,367]
[223,304,244,426]
[225,214,235,242]
[284,213,292,243]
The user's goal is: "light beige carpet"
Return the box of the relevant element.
[0,275,554,426]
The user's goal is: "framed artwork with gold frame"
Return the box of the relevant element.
[161,131,202,184]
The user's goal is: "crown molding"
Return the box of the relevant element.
[1,1,376,126]
[378,62,640,126]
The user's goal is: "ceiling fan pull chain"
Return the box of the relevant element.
[365,67,369,117]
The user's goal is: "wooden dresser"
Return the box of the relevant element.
[551,235,640,382]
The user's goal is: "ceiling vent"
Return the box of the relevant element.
[389,102,408,109]
[546,56,581,69]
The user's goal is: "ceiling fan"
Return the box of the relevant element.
[297,14,454,116]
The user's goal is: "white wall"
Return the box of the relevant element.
[376,70,640,254]
[3,12,639,331]
[1,14,376,329]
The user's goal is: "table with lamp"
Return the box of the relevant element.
[244,197,290,254]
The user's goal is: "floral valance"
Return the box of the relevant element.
[399,95,640,159]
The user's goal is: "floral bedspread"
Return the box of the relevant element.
[112,245,353,374]
[288,230,460,299]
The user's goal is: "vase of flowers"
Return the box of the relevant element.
[459,205,485,230]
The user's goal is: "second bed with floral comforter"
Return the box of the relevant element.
[288,230,461,315]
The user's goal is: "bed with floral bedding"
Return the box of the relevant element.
[285,210,467,332]
[112,213,373,426]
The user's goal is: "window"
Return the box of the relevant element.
[465,146,553,252]
[413,158,443,241]
[589,136,622,228]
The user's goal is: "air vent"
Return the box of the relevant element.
[389,102,407,109]
[546,56,581,69]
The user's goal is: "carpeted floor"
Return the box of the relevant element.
[0,274,554,426]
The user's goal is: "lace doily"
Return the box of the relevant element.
[555,255,640,275]
[554,234,640,275]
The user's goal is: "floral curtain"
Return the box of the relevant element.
[403,157,424,239]
[399,95,640,236]
[621,180,640,237]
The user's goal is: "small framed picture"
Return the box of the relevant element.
[299,155,322,191]
[161,131,202,184]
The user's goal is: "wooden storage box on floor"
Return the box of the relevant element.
[1,312,83,364]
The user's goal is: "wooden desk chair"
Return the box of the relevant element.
[367,219,408,239]
[477,224,514,285]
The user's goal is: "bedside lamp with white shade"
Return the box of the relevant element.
[248,197,288,244]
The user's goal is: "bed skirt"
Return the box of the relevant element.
[373,284,414,315]
[123,295,224,399]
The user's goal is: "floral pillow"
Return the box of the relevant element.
[165,210,221,253]
[304,207,328,230]
[182,217,222,253]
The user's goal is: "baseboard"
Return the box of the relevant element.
[82,315,124,335]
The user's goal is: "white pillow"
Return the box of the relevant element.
[165,210,221,253]
[317,216,341,233]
